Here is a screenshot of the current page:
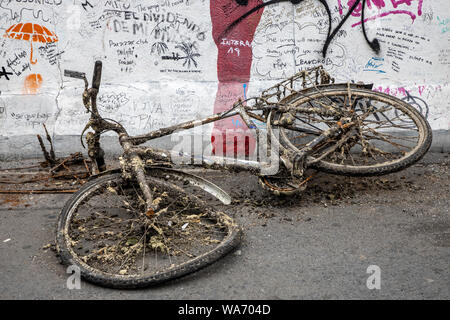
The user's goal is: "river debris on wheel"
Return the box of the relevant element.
[65,176,233,276]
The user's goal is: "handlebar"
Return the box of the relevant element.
[92,61,102,90]
[63,60,103,91]
[63,61,129,142]
[64,70,86,79]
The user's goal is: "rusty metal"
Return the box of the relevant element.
[0,189,77,194]
[61,61,428,216]
[0,171,90,184]
[1,137,91,193]
[43,61,433,286]
[36,124,58,166]
[49,152,84,173]
[37,134,55,166]
[43,124,56,161]
[128,109,239,145]
[0,165,41,172]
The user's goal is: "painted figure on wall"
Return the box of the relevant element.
[210,0,264,157]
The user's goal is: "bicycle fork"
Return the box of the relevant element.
[118,134,160,217]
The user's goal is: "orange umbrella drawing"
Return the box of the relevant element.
[3,23,58,65]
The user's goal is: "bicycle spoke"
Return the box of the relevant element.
[275,89,427,169]
[292,113,325,132]
[63,175,236,279]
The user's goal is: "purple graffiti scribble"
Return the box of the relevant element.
[337,0,423,26]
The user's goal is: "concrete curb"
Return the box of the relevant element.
[1,130,449,160]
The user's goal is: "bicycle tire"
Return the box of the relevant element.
[270,85,432,176]
[56,172,241,289]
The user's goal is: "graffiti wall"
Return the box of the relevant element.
[0,0,448,156]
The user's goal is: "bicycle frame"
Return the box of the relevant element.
[65,61,361,215]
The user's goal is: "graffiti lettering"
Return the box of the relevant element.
[363,57,386,73]
[38,42,63,66]
[81,0,93,11]
[0,0,63,22]
[338,0,424,27]
[98,92,130,112]
[220,38,252,47]
[108,10,206,43]
[227,47,240,56]
[5,50,31,76]
[105,0,130,10]
[225,0,380,57]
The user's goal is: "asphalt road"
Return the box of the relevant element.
[0,153,449,299]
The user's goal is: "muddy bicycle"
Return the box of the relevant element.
[56,61,432,288]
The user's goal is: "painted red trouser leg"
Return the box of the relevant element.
[210,0,264,156]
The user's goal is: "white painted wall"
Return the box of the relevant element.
[0,0,448,156]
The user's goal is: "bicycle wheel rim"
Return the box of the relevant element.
[272,87,431,175]
[56,173,241,288]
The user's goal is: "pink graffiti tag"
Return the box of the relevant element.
[374,85,427,97]
[337,0,423,27]
[210,0,264,156]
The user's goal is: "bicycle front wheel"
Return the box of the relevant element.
[56,172,241,289]
[271,85,432,176]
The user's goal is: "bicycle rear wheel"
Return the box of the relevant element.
[56,172,241,289]
[270,85,432,176]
